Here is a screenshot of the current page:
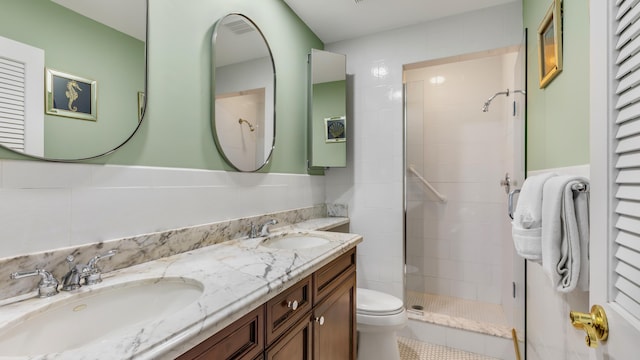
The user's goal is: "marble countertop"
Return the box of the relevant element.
[0,219,360,360]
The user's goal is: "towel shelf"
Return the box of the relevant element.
[508,181,588,220]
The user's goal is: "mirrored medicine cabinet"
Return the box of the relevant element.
[211,13,276,172]
[307,49,347,169]
[0,0,147,161]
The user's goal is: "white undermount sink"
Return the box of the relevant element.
[261,233,331,249]
[0,277,203,356]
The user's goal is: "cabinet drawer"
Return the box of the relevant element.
[177,306,264,360]
[313,248,356,305]
[266,275,312,344]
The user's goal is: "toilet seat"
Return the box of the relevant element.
[356,288,404,316]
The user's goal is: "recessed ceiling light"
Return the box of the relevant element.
[429,76,446,85]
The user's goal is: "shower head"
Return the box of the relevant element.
[481,89,510,112]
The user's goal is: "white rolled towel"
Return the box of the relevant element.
[511,172,557,262]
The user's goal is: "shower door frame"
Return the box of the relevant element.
[401,41,528,358]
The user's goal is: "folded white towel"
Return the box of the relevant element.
[541,176,590,292]
[511,172,557,262]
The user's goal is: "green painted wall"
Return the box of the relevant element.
[0,0,144,159]
[524,0,589,170]
[0,0,323,174]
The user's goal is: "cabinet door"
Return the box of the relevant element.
[313,273,356,360]
[265,316,313,360]
[176,306,264,360]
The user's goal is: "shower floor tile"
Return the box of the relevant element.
[398,337,499,360]
[406,291,512,338]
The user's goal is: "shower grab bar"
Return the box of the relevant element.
[407,165,447,203]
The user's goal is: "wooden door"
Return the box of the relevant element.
[588,0,640,358]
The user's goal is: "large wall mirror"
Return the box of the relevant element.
[212,13,275,172]
[0,0,147,160]
[308,49,346,169]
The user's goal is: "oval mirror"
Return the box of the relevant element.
[212,14,275,172]
[0,0,147,160]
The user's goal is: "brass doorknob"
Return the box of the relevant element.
[569,305,609,348]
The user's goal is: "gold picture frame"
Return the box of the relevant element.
[537,0,562,88]
[45,69,97,121]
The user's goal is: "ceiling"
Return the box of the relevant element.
[52,0,146,41]
[52,0,518,46]
[283,0,518,44]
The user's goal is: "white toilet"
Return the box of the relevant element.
[356,288,408,360]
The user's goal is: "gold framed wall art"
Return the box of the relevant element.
[537,0,562,88]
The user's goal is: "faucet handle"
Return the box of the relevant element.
[87,250,116,269]
[260,219,278,237]
[10,268,59,298]
[85,250,116,285]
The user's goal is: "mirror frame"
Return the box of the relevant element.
[211,13,276,172]
[0,0,149,162]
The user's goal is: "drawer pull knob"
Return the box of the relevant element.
[315,316,325,326]
[287,300,299,311]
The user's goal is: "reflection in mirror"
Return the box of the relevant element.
[212,14,275,172]
[308,49,346,169]
[0,0,147,160]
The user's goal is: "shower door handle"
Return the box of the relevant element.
[500,173,512,194]
[508,189,520,220]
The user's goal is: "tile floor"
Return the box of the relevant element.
[405,291,512,338]
[398,337,499,360]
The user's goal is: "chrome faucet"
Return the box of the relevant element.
[61,255,89,291]
[10,268,59,298]
[61,250,116,291]
[250,219,278,238]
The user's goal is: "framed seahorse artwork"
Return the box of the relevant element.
[45,68,97,121]
[324,116,346,143]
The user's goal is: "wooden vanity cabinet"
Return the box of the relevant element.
[177,248,356,360]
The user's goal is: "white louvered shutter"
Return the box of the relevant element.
[0,35,44,156]
[614,0,640,322]
[0,57,27,152]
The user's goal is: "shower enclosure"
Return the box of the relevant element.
[403,45,526,358]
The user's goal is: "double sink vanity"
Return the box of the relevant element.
[0,210,360,359]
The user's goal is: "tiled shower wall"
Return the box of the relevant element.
[325,2,523,300]
[404,52,516,304]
